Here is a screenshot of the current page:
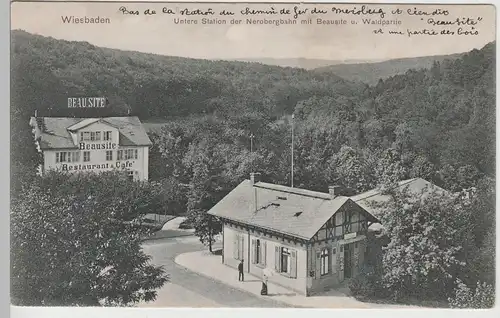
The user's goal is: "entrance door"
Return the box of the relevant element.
[344,244,352,279]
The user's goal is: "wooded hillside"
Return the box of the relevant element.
[314,53,464,85]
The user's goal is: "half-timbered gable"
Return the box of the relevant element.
[312,199,379,243]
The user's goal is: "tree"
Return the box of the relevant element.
[11,171,169,306]
[374,186,470,301]
[184,142,223,253]
[331,145,375,193]
[375,148,408,189]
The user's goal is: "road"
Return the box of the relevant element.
[139,236,290,308]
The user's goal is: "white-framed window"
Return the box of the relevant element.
[106,150,113,161]
[80,132,91,141]
[251,238,266,266]
[83,151,90,162]
[274,246,297,278]
[56,151,81,163]
[67,152,80,163]
[127,170,134,181]
[320,248,329,276]
[281,247,290,274]
[103,131,112,141]
[118,149,139,160]
[56,152,66,163]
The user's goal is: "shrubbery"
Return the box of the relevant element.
[448,279,495,309]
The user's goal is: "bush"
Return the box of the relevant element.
[448,279,495,309]
[348,269,383,299]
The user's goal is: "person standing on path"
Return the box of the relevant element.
[238,259,244,281]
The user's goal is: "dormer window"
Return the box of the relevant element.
[104,131,112,141]
[80,132,91,141]
[90,132,101,141]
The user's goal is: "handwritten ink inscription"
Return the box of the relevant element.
[115,4,486,37]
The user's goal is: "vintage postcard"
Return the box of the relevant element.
[10,0,496,311]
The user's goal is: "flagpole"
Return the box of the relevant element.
[291,114,294,188]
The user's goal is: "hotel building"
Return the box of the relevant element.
[29,115,152,181]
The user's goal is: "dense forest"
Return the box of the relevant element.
[314,52,463,85]
[10,30,495,305]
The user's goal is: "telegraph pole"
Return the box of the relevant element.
[250,133,255,153]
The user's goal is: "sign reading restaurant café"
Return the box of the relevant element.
[60,141,134,171]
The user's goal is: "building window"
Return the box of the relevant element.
[280,247,290,274]
[275,246,297,278]
[127,171,134,181]
[106,150,113,161]
[251,239,267,266]
[56,152,67,163]
[80,132,91,141]
[118,149,139,160]
[117,150,123,160]
[96,131,101,141]
[104,131,112,141]
[83,151,90,162]
[68,152,80,163]
[320,248,329,276]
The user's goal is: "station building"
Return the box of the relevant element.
[208,173,381,296]
[29,115,152,181]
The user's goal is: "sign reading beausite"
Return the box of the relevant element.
[61,141,134,172]
[67,97,107,108]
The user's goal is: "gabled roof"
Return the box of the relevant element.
[29,116,152,150]
[207,180,379,240]
[351,178,450,217]
[67,118,101,131]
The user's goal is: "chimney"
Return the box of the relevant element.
[250,172,261,185]
[250,173,261,213]
[34,110,38,118]
[328,185,341,199]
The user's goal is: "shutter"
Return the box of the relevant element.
[251,239,256,264]
[262,241,267,266]
[328,249,332,274]
[275,246,280,272]
[315,251,321,278]
[239,235,245,260]
[233,234,239,259]
[290,250,297,278]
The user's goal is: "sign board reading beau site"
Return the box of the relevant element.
[68,97,107,108]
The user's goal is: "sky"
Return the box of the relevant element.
[10,1,496,62]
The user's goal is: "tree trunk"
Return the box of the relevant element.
[208,216,213,253]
